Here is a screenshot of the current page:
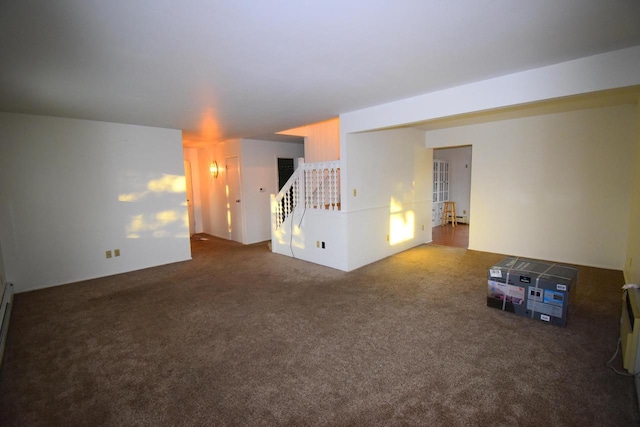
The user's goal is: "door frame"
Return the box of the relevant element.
[184,160,196,236]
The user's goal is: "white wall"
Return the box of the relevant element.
[278,118,340,162]
[433,146,472,222]
[427,105,637,269]
[242,139,304,244]
[339,46,640,273]
[305,118,340,162]
[0,113,191,292]
[625,107,640,283]
[273,208,349,271]
[199,138,304,244]
[200,139,242,240]
[345,128,430,271]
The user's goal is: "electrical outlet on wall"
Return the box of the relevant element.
[105,250,112,259]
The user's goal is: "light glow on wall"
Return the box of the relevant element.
[120,173,189,239]
[119,174,186,202]
[389,197,415,245]
[118,192,147,202]
[126,210,183,238]
[147,174,186,193]
[269,196,306,249]
[271,220,306,250]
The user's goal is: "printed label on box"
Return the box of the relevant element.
[489,269,502,278]
[540,314,551,322]
[544,289,564,306]
[528,286,543,302]
[488,280,524,304]
[506,284,525,304]
[527,299,563,318]
[488,280,506,300]
[556,284,567,291]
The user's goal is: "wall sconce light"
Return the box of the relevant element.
[210,161,219,178]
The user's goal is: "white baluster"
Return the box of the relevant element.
[312,168,318,208]
[332,167,336,209]
[275,197,282,228]
[294,177,298,210]
[305,168,312,208]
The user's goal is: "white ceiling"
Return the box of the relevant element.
[1,0,639,145]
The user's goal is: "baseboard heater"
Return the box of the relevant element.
[0,281,14,366]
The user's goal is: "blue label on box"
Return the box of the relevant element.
[544,289,564,306]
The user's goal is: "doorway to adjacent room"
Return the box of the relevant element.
[431,146,471,249]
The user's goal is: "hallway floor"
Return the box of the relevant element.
[431,223,469,248]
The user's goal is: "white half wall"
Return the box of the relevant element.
[345,128,430,271]
[0,113,191,293]
[272,208,349,271]
[426,105,637,270]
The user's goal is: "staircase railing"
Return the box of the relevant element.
[303,161,341,211]
[271,159,341,231]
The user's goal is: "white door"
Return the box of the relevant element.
[226,156,243,242]
[184,160,196,236]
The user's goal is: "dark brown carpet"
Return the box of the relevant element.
[0,235,637,426]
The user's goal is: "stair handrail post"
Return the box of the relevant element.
[270,193,278,250]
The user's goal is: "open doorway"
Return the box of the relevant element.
[432,146,471,248]
[277,158,294,190]
[276,158,295,225]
